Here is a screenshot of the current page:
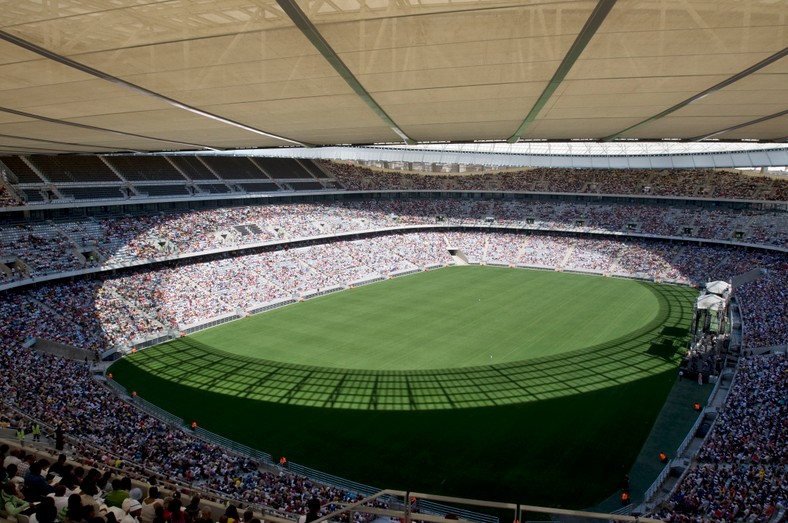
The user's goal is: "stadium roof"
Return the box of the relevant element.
[0,0,787,155]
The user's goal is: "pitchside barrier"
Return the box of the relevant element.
[104,376,272,464]
[348,275,386,287]
[390,268,420,277]
[301,285,344,299]
[247,297,298,315]
[286,462,381,499]
[285,462,498,523]
[181,311,242,335]
[132,396,186,429]
[561,268,603,275]
[515,263,552,271]
[129,332,173,351]
[194,426,273,464]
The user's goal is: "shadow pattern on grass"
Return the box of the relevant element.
[125,283,693,411]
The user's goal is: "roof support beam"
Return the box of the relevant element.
[507,0,618,143]
[274,0,417,145]
[0,132,141,153]
[0,106,219,151]
[0,31,310,148]
[0,144,87,154]
[602,47,788,141]
[689,110,788,141]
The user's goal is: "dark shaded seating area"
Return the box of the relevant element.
[169,156,220,180]
[59,186,126,200]
[289,181,325,191]
[255,157,316,179]
[28,155,121,183]
[195,183,232,194]
[201,157,268,180]
[135,184,191,196]
[238,182,280,193]
[107,156,185,181]
[1,157,44,184]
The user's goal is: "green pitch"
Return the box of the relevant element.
[111,266,696,508]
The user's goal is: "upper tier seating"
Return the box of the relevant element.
[28,155,121,183]
[1,156,44,184]
[255,157,318,180]
[106,156,185,181]
[200,157,269,180]
[168,155,221,180]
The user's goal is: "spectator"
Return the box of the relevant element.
[1,481,32,518]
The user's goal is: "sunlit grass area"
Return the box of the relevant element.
[112,267,696,508]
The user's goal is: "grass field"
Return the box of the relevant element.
[111,266,696,508]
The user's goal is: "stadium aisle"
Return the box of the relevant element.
[589,375,712,513]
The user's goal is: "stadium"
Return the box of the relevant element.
[0,2,786,523]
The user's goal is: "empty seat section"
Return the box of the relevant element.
[1,157,44,184]
[289,181,325,191]
[106,156,185,181]
[201,157,267,180]
[300,160,330,179]
[254,158,313,179]
[17,188,46,202]
[169,156,219,180]
[135,185,191,197]
[195,183,231,194]
[238,182,279,193]
[28,155,121,183]
[59,186,126,200]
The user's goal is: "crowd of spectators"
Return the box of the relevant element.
[0,223,80,280]
[0,184,21,206]
[321,162,788,201]
[0,339,387,522]
[1,229,785,355]
[0,195,785,521]
[1,199,785,285]
[0,231,784,520]
[652,353,787,522]
[734,269,788,350]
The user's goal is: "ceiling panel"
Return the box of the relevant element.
[0,0,784,153]
[537,0,788,140]
[206,94,395,139]
[282,125,407,144]
[1,0,293,53]
[628,116,776,140]
[714,114,788,140]
[0,118,192,151]
[521,118,644,140]
[315,1,595,142]
[396,121,520,142]
[0,138,105,154]
[297,0,587,24]
[618,58,788,140]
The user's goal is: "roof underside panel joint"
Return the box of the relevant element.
[602,47,788,142]
[274,0,416,145]
[0,30,310,149]
[506,0,618,143]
